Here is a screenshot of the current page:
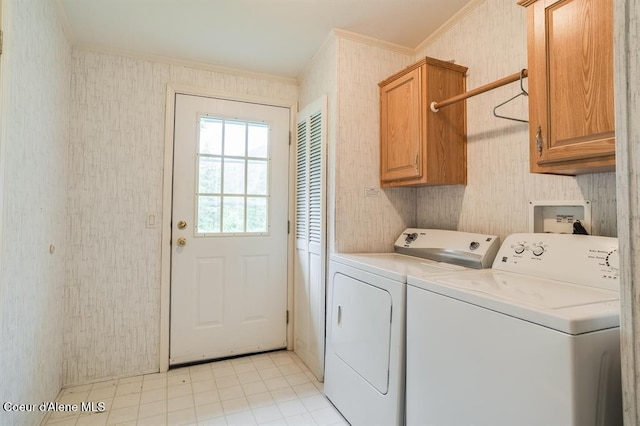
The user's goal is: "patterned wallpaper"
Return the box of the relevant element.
[0,1,71,425]
[64,50,298,385]
[415,0,617,240]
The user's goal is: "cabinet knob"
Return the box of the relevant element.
[535,125,544,157]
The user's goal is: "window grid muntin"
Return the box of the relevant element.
[196,115,270,236]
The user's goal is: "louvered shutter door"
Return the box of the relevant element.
[296,120,307,242]
[308,112,322,246]
[293,96,326,381]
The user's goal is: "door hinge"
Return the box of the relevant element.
[0,30,3,56]
[287,220,290,234]
[286,310,290,324]
[289,131,292,145]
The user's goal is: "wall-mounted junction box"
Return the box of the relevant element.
[529,200,592,234]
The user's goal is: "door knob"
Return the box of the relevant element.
[177,220,187,229]
[177,237,187,247]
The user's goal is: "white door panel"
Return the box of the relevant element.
[170,94,290,365]
[331,273,392,394]
[293,97,327,380]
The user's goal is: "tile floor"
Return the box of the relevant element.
[42,351,347,426]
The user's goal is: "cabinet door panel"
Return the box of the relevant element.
[380,67,422,182]
[547,0,614,145]
[525,0,615,174]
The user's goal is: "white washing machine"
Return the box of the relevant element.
[406,233,622,426]
[325,229,500,426]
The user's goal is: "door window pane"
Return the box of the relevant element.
[224,121,246,157]
[248,123,269,158]
[223,197,244,233]
[247,197,267,232]
[198,157,221,193]
[199,117,223,155]
[198,196,221,233]
[223,158,245,194]
[247,160,268,195]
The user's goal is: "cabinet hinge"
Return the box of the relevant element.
[286,310,290,324]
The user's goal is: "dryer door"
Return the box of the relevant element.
[330,273,392,394]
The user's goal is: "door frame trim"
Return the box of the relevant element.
[160,83,296,372]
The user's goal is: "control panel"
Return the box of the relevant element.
[393,228,500,269]
[493,233,619,291]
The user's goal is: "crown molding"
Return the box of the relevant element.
[332,28,415,56]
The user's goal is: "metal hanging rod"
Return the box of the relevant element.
[430,69,528,113]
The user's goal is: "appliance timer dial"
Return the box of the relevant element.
[606,249,619,271]
[514,244,525,254]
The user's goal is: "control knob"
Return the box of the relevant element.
[514,244,525,254]
[469,241,480,251]
[532,245,545,256]
[404,232,418,244]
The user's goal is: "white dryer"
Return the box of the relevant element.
[406,233,622,426]
[324,229,500,426]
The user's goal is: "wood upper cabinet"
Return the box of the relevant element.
[379,57,468,187]
[519,0,615,175]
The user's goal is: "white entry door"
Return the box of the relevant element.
[170,93,290,366]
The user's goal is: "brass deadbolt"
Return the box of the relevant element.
[177,220,187,230]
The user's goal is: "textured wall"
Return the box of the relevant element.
[415,0,617,241]
[64,50,298,386]
[333,36,416,253]
[65,51,169,386]
[613,0,640,421]
[0,1,71,425]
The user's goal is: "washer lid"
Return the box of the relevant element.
[408,269,620,335]
[330,253,466,283]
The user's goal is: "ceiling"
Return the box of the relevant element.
[57,0,472,79]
